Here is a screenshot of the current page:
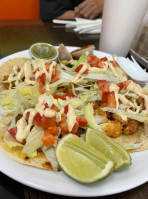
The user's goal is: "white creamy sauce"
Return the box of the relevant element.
[15,94,77,142]
[8,65,18,88]
[126,106,141,114]
[143,95,148,109]
[7,60,57,90]
[23,62,36,85]
[109,84,119,109]
[66,103,77,132]
[72,62,89,83]
[107,82,144,119]
[127,81,143,96]
[114,92,119,109]
[118,94,134,107]
[16,95,57,142]
[89,67,107,73]
[109,84,119,93]
[108,63,118,78]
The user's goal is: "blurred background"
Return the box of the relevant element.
[0,0,39,20]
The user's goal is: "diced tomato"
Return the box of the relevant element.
[64,104,69,114]
[100,57,108,62]
[42,132,57,147]
[44,103,49,109]
[97,80,110,93]
[100,83,110,93]
[59,114,66,124]
[25,111,57,128]
[89,56,100,67]
[117,82,124,91]
[75,64,88,74]
[51,104,58,112]
[124,80,132,88]
[26,112,42,125]
[110,61,118,67]
[75,64,82,73]
[33,113,42,125]
[39,81,44,94]
[33,71,37,75]
[141,97,146,109]
[97,60,104,68]
[36,73,46,83]
[102,91,116,107]
[97,80,106,89]
[76,117,88,127]
[26,112,30,120]
[107,91,116,108]
[71,122,78,134]
[93,102,98,110]
[45,63,51,72]
[87,55,92,63]
[53,94,65,100]
[45,126,59,136]
[8,127,17,137]
[51,69,61,83]
[53,93,75,100]
[62,93,76,99]
[75,132,80,137]
[102,92,109,104]
[60,122,69,136]
[40,116,56,128]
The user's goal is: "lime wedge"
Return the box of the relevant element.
[56,134,114,183]
[85,128,131,170]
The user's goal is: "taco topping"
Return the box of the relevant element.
[0,46,148,179]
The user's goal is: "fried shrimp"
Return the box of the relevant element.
[123,119,140,135]
[101,120,123,138]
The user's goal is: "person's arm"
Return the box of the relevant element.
[40,0,75,20]
[74,0,104,19]
[56,10,75,19]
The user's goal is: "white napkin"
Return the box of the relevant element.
[73,18,102,34]
[52,18,102,34]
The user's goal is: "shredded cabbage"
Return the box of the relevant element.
[3,131,23,148]
[72,53,88,72]
[42,146,58,171]
[102,107,148,123]
[0,84,40,111]
[22,126,44,155]
[82,73,120,82]
[84,103,104,133]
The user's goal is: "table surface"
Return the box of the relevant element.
[0,19,148,199]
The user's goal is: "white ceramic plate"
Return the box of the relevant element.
[0,47,148,197]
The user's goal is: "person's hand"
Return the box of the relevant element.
[74,0,104,19]
[56,10,75,20]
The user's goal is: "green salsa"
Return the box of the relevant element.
[31,44,57,60]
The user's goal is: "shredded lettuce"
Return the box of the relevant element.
[50,79,71,88]
[72,53,88,72]
[0,84,40,111]
[42,146,58,171]
[82,73,120,83]
[115,67,128,81]
[59,70,74,81]
[84,103,104,133]
[22,126,44,155]
[94,115,107,124]
[79,90,101,102]
[27,151,37,158]
[69,98,84,108]
[102,107,148,123]
[3,131,23,148]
